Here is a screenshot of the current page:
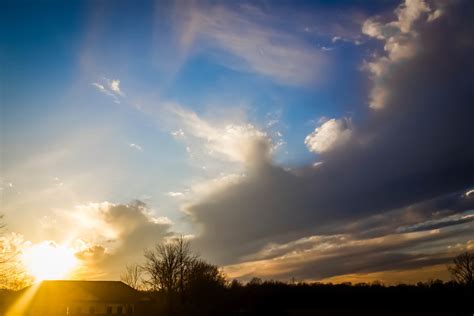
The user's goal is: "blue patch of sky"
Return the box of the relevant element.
[1,0,396,219]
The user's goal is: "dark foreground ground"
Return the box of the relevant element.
[288,311,469,316]
[1,280,472,315]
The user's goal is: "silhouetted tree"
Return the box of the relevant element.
[142,236,195,293]
[142,236,196,314]
[121,264,144,290]
[448,251,474,287]
[141,236,226,315]
[181,259,227,315]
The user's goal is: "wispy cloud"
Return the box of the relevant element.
[166,191,184,198]
[92,77,125,104]
[128,143,143,152]
[396,210,474,233]
[223,224,473,282]
[176,4,329,86]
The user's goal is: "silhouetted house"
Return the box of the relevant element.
[13,280,150,315]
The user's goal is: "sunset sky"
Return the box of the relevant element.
[1,0,473,283]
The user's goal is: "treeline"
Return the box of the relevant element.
[220,279,473,315]
[131,279,474,316]
[123,236,474,316]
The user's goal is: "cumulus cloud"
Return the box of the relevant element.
[166,104,273,165]
[46,201,173,278]
[362,0,439,109]
[183,0,474,274]
[305,118,353,154]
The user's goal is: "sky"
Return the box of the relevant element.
[1,0,473,284]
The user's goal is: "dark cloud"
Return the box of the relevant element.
[186,0,474,267]
[396,211,474,233]
[346,191,474,238]
[229,221,474,281]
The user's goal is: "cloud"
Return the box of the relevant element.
[128,143,143,151]
[92,76,125,104]
[166,191,184,198]
[166,104,273,165]
[362,0,440,109]
[45,201,173,278]
[175,3,328,86]
[396,210,474,233]
[109,79,123,96]
[341,191,474,239]
[304,118,353,154]
[182,0,474,274]
[392,0,431,33]
[224,223,473,282]
[75,244,106,262]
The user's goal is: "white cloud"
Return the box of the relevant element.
[190,173,246,200]
[305,118,352,154]
[109,79,123,96]
[427,9,442,22]
[171,129,185,138]
[151,216,174,225]
[166,191,184,197]
[392,0,430,33]
[176,4,328,86]
[92,77,125,103]
[129,143,143,151]
[167,104,272,165]
[362,0,440,109]
[92,82,106,92]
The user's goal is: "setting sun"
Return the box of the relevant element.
[21,242,78,281]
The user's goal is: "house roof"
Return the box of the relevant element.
[24,280,147,303]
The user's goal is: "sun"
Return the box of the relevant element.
[21,241,78,281]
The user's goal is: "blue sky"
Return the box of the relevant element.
[1,0,473,283]
[2,0,375,224]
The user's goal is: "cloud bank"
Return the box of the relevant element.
[180,0,474,281]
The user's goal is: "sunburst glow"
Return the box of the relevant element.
[21,241,78,281]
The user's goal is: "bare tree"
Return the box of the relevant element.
[142,236,197,314]
[448,252,474,287]
[142,236,194,294]
[0,215,32,290]
[121,264,144,290]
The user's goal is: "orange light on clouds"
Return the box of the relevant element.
[21,241,78,281]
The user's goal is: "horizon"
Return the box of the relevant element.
[1,0,473,287]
